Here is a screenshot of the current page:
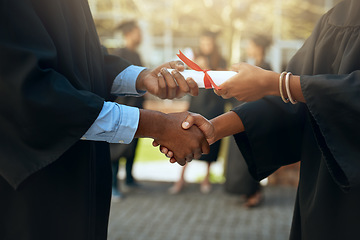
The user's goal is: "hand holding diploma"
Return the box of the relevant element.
[136,60,199,99]
[212,62,276,101]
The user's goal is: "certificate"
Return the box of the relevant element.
[167,69,237,88]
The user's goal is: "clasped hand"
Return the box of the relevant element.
[153,112,215,165]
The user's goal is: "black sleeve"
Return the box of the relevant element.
[0,1,104,188]
[102,48,131,101]
[232,96,307,181]
[301,71,360,189]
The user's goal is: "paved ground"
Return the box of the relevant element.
[108,182,297,240]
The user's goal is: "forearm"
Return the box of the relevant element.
[264,70,305,103]
[211,111,244,142]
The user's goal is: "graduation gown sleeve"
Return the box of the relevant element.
[232,97,307,181]
[300,71,360,190]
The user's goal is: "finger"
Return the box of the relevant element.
[161,68,177,99]
[214,87,226,97]
[157,72,167,99]
[160,146,168,155]
[169,158,177,164]
[185,154,193,162]
[170,60,185,72]
[182,114,195,129]
[166,151,174,158]
[171,69,189,98]
[186,78,199,96]
[213,88,221,96]
[152,140,159,147]
[183,113,215,141]
[201,139,210,155]
[174,155,186,166]
[215,88,232,99]
[221,92,232,99]
[235,96,243,101]
[193,149,202,160]
[177,159,186,166]
[182,113,206,130]
[220,85,233,99]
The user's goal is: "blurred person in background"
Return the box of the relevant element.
[246,34,272,70]
[113,20,143,67]
[225,34,272,208]
[110,20,145,201]
[169,30,227,194]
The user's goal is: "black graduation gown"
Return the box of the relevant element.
[232,1,360,239]
[113,47,143,67]
[0,0,130,239]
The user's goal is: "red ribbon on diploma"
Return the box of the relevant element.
[176,50,220,90]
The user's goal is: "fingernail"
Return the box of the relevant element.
[171,70,178,75]
[157,72,162,77]
[182,122,190,128]
[161,68,167,73]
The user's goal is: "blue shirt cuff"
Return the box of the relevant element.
[111,65,147,96]
[112,104,139,144]
[81,101,139,144]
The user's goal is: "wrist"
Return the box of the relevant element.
[210,119,220,143]
[210,111,244,141]
[135,69,151,91]
[135,109,166,140]
[262,70,280,96]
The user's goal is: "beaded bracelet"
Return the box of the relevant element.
[279,71,289,103]
[285,72,297,104]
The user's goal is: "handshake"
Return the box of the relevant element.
[151,112,215,166]
[147,110,243,166]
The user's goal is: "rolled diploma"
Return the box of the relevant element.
[167,69,237,88]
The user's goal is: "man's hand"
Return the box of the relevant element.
[135,110,209,166]
[152,112,215,164]
[136,61,199,99]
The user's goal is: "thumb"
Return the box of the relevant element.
[182,113,215,141]
[182,114,194,129]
